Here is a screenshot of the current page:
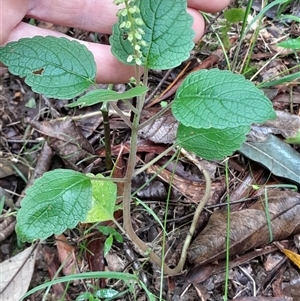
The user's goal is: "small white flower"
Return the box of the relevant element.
[127,55,134,63]
[129,6,137,14]
[137,27,145,35]
[135,32,142,40]
[140,40,148,47]
[135,18,144,26]
[125,20,131,29]
[135,57,142,65]
[127,33,133,42]
[121,9,128,17]
[119,21,126,29]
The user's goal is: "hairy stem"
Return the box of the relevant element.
[122,72,212,274]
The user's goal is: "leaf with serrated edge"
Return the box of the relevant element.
[0,36,96,99]
[68,86,148,108]
[240,134,300,184]
[110,0,195,69]
[85,174,117,223]
[172,69,276,129]
[177,124,249,160]
[16,169,92,242]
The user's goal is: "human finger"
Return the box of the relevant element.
[0,0,32,45]
[187,8,205,41]
[3,22,136,84]
[27,0,119,35]
[187,0,231,13]
[26,0,229,36]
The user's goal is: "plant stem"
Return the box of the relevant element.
[123,92,212,277]
[223,159,231,301]
[101,103,113,171]
[110,102,133,129]
[133,144,176,176]
[138,101,173,131]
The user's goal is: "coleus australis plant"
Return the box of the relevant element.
[0,0,275,273]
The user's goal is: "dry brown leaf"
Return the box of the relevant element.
[139,111,178,144]
[28,118,94,169]
[149,165,225,204]
[0,244,39,300]
[260,110,300,138]
[56,234,80,276]
[283,282,300,300]
[0,156,30,179]
[132,175,167,201]
[188,190,300,265]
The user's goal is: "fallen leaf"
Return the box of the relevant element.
[86,232,106,288]
[42,245,71,299]
[0,244,39,301]
[56,234,80,276]
[132,172,167,201]
[283,282,300,300]
[275,242,300,269]
[149,165,225,204]
[187,190,300,265]
[139,110,178,144]
[240,134,300,184]
[0,156,30,179]
[27,118,94,170]
[261,110,300,139]
[281,248,300,269]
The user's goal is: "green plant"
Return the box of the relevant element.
[0,0,276,280]
[97,225,123,257]
[76,285,121,301]
[19,271,156,301]
[220,7,245,49]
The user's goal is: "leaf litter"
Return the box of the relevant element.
[1,3,300,301]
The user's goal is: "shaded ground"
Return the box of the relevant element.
[1,2,300,301]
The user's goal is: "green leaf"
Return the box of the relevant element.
[258,71,300,88]
[172,69,276,129]
[135,198,167,235]
[224,8,245,23]
[67,86,148,108]
[85,174,117,223]
[76,292,93,301]
[278,38,300,50]
[95,288,119,299]
[0,36,96,99]
[280,14,300,23]
[285,130,300,145]
[22,271,140,300]
[16,169,92,242]
[240,135,300,184]
[176,124,249,160]
[104,235,114,257]
[110,0,195,69]
[113,231,123,243]
[98,226,123,243]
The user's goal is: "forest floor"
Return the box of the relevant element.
[1,1,300,301]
